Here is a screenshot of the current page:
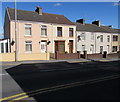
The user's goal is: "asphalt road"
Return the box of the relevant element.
[2,60,120,101]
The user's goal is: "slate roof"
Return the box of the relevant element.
[76,22,120,34]
[7,7,75,25]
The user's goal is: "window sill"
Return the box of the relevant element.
[24,35,32,37]
[25,51,32,53]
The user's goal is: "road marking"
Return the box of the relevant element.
[0,73,8,76]
[1,74,120,101]
[0,63,20,66]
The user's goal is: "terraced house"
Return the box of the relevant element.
[3,7,76,61]
[76,19,120,54]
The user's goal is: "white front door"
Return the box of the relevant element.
[41,41,47,53]
[107,45,109,54]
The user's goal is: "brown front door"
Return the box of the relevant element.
[69,40,73,53]
[55,41,65,53]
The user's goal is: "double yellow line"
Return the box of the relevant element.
[0,74,120,101]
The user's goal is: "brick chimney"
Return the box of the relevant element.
[92,20,100,27]
[35,6,42,15]
[76,19,85,25]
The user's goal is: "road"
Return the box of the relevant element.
[1,60,120,101]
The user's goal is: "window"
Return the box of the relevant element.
[100,46,103,54]
[1,43,4,53]
[100,35,103,42]
[112,46,117,52]
[107,35,110,42]
[81,33,86,40]
[41,25,47,36]
[57,27,62,37]
[82,45,85,51]
[69,28,73,37]
[91,33,94,40]
[25,41,32,52]
[113,35,118,41]
[25,24,31,36]
[90,45,94,54]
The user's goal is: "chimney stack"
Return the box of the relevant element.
[35,6,42,15]
[92,20,100,27]
[108,25,112,28]
[76,19,85,25]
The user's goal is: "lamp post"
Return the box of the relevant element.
[14,0,18,62]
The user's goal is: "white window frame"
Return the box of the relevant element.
[100,35,103,42]
[91,32,94,41]
[107,35,110,42]
[25,24,32,36]
[41,25,47,36]
[81,32,86,41]
[25,41,32,52]
[82,45,85,52]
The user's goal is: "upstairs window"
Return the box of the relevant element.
[100,35,103,42]
[81,33,86,40]
[41,25,47,36]
[91,33,94,40]
[57,27,62,37]
[69,28,73,37]
[107,35,110,42]
[113,35,118,41]
[25,24,31,36]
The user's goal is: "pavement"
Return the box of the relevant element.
[1,58,120,68]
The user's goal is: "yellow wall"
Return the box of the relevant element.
[18,53,50,61]
[0,53,50,62]
[0,53,15,62]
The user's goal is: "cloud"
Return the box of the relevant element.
[113,2,120,6]
[54,3,62,7]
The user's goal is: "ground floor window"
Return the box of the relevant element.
[55,41,65,53]
[112,46,117,52]
[100,46,103,54]
[25,41,32,52]
[90,45,94,54]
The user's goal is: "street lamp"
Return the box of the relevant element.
[14,0,18,62]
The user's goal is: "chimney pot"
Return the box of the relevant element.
[35,6,42,15]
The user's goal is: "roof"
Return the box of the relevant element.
[7,7,75,25]
[100,26,120,34]
[76,22,120,34]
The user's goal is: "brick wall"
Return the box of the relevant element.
[87,53,103,59]
[55,51,80,60]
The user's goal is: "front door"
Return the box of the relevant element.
[41,41,47,53]
[55,41,65,53]
[69,40,73,53]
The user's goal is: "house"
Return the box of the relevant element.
[100,26,120,53]
[0,39,10,53]
[76,19,113,54]
[3,7,76,61]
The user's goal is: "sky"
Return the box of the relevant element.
[0,2,119,39]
